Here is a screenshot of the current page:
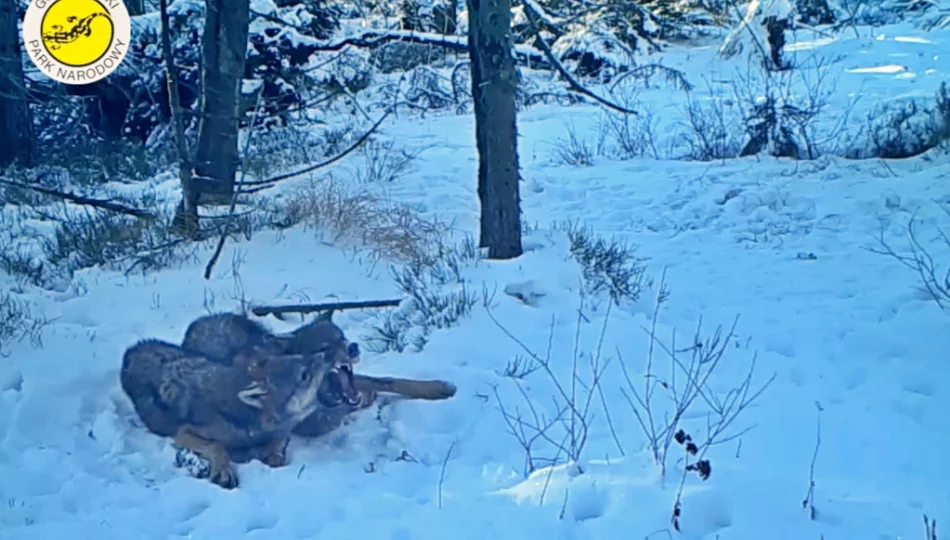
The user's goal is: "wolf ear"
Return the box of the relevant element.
[315,310,334,324]
[238,382,268,408]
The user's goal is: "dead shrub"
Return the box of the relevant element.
[271,174,449,263]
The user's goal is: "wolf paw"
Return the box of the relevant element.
[263,452,286,468]
[210,463,239,489]
[429,381,457,400]
[261,438,288,468]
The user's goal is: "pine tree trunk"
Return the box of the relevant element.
[193,0,250,203]
[466,0,522,260]
[0,0,34,167]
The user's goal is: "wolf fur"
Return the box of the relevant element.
[120,339,331,488]
[181,311,457,437]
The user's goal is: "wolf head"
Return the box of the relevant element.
[232,345,332,427]
[285,311,362,408]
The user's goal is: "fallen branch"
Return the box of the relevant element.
[248,23,550,69]
[0,178,155,218]
[252,299,403,319]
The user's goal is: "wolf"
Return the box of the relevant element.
[180,311,457,437]
[119,339,334,488]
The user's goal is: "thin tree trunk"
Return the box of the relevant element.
[0,0,34,167]
[466,0,522,259]
[126,0,145,16]
[193,0,250,202]
[437,0,458,35]
[160,0,199,237]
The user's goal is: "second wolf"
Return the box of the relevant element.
[120,339,334,488]
[181,310,457,437]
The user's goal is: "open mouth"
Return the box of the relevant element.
[317,362,361,407]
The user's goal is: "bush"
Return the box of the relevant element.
[857,83,950,159]
[268,175,449,264]
[365,239,481,353]
[560,221,651,306]
[550,123,596,166]
[0,292,47,355]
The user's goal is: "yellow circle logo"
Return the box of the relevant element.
[41,0,114,68]
[22,0,131,85]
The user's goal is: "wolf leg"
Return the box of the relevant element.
[259,437,289,468]
[174,427,239,489]
[353,375,456,400]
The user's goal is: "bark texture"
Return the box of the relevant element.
[466,0,523,260]
[194,0,250,201]
[0,0,34,167]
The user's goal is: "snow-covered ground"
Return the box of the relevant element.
[1,22,949,540]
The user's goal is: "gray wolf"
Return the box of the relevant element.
[181,311,457,437]
[119,338,333,488]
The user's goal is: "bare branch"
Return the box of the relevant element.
[238,109,392,190]
[865,210,950,310]
[0,178,154,218]
[521,0,639,116]
[437,441,455,509]
[802,401,822,520]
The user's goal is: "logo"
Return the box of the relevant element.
[22,0,131,85]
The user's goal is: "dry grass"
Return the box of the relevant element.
[273,174,450,264]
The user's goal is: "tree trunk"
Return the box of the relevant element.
[194,0,250,203]
[718,0,791,70]
[466,0,522,260]
[434,0,458,35]
[161,0,199,237]
[126,0,146,16]
[0,0,34,167]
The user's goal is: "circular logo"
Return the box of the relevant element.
[22,0,131,85]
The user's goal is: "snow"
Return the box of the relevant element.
[2,20,950,540]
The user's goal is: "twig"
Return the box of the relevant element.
[239,109,392,189]
[0,179,154,218]
[618,268,772,478]
[161,0,199,238]
[865,211,950,310]
[924,514,938,540]
[251,299,403,319]
[802,401,822,520]
[294,28,549,68]
[203,90,265,280]
[437,441,456,509]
